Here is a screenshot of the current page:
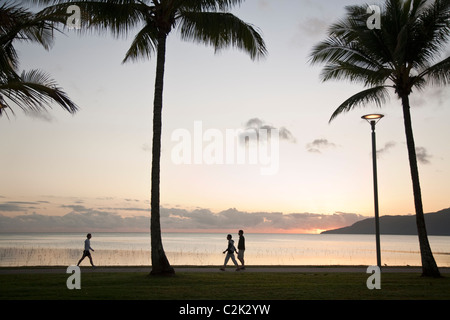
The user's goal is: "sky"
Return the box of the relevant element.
[1,0,449,233]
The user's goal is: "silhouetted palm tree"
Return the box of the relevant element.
[34,0,267,274]
[310,0,449,277]
[0,2,77,118]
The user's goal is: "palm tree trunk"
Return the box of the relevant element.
[401,95,440,277]
[150,31,174,275]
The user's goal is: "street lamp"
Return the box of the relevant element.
[361,114,384,268]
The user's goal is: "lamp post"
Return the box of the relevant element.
[361,114,384,268]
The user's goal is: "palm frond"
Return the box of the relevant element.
[34,0,147,38]
[329,86,391,123]
[122,23,158,63]
[325,4,396,68]
[408,0,450,68]
[0,69,78,116]
[321,61,392,87]
[0,2,78,118]
[419,55,450,86]
[178,0,244,11]
[177,11,267,60]
[309,3,396,71]
[1,2,65,48]
[309,36,388,73]
[0,2,64,74]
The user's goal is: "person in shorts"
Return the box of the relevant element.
[77,233,95,267]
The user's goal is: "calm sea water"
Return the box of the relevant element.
[0,232,449,267]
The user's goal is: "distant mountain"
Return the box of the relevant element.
[321,208,450,235]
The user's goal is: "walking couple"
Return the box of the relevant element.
[220,230,245,271]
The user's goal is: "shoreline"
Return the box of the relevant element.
[2,265,450,274]
[2,233,449,268]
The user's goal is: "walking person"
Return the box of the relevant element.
[237,230,245,270]
[220,234,239,271]
[77,233,95,267]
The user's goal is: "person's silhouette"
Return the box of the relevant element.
[77,233,95,267]
[237,230,245,270]
[220,234,239,271]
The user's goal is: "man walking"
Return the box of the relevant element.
[237,230,245,270]
[77,233,95,267]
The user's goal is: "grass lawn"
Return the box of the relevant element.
[0,270,449,300]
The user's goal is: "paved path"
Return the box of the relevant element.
[1,266,449,274]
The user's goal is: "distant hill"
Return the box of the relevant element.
[321,208,450,235]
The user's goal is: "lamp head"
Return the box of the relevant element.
[361,114,384,121]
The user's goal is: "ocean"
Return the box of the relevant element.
[0,232,449,267]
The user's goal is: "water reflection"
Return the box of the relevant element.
[0,233,449,267]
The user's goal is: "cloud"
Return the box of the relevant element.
[0,201,41,212]
[257,0,269,10]
[297,17,329,38]
[0,203,26,212]
[240,118,296,145]
[159,207,365,233]
[410,86,447,108]
[142,143,151,152]
[0,208,150,233]
[306,139,336,153]
[374,142,430,163]
[377,141,396,158]
[0,204,365,234]
[61,204,88,212]
[24,109,54,122]
[416,146,432,164]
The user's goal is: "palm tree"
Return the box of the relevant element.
[33,0,267,275]
[0,2,78,118]
[310,0,449,277]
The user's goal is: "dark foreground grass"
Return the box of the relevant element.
[0,271,449,300]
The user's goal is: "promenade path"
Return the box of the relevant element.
[1,266,449,274]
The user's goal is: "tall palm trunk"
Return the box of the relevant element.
[150,31,174,275]
[401,95,440,277]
